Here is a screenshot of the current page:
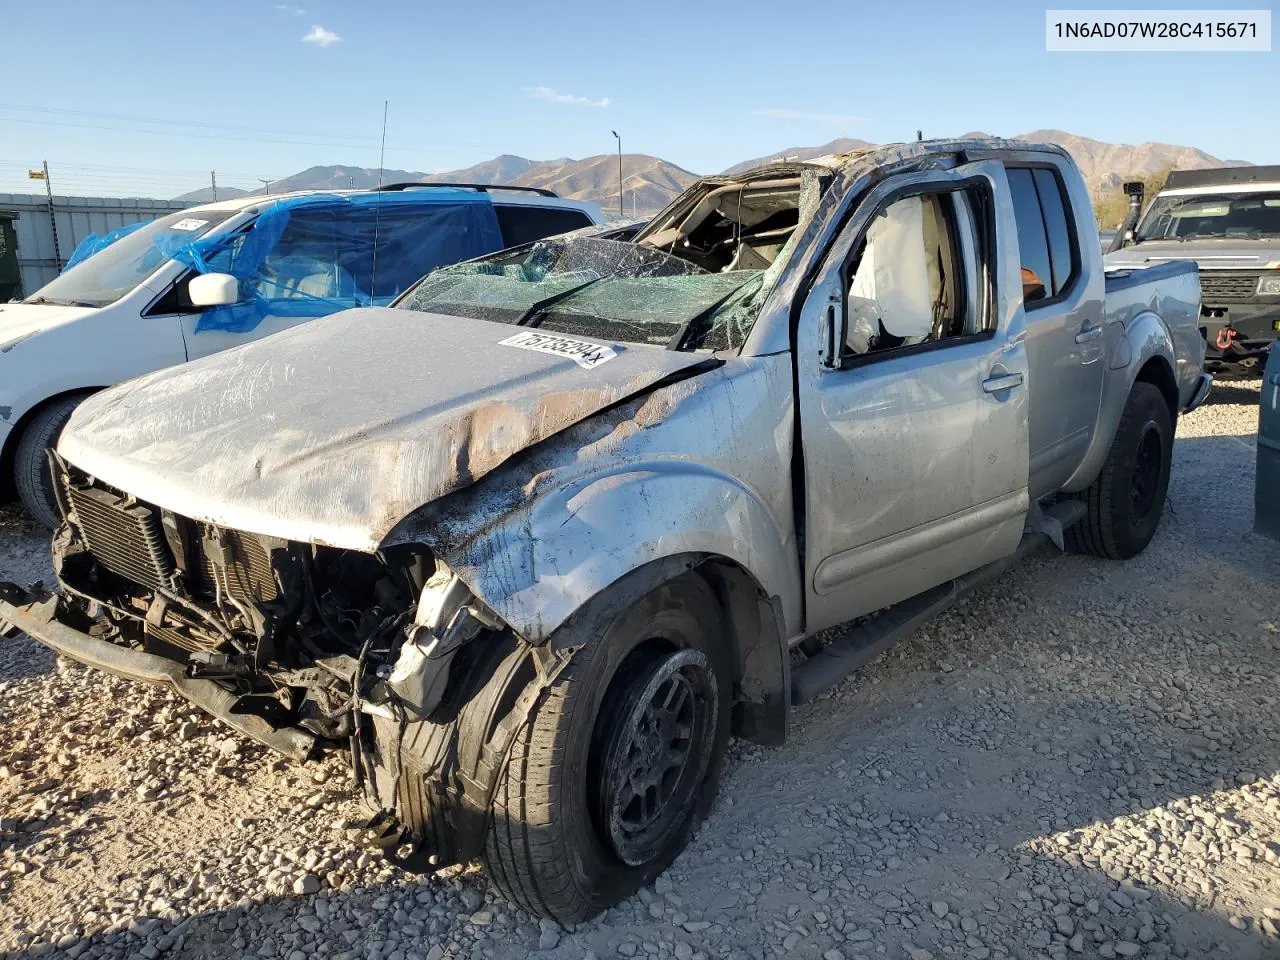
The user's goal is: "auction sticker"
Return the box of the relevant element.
[169,218,209,232]
[499,331,618,369]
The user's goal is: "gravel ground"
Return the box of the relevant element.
[1,381,1277,960]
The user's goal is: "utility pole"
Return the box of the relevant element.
[210,170,218,202]
[611,130,623,218]
[916,130,923,142]
[35,160,62,269]
[257,178,272,196]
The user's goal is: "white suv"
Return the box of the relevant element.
[0,184,604,526]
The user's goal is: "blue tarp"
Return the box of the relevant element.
[63,220,150,270]
[171,190,502,333]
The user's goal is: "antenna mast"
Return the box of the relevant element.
[370,100,389,300]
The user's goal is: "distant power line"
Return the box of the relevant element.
[0,102,512,156]
[0,159,269,179]
[0,102,387,144]
[0,159,273,199]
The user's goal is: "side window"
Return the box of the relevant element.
[1006,166,1078,305]
[1033,168,1077,296]
[1006,168,1053,305]
[494,204,592,247]
[842,191,972,359]
[253,207,359,304]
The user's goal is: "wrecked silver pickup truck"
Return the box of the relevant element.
[1,139,1210,921]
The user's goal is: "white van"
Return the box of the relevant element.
[0,185,604,526]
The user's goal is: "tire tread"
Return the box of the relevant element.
[14,393,90,529]
[1065,382,1170,560]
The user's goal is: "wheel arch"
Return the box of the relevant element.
[0,386,102,503]
[1063,311,1176,493]
[394,459,801,744]
[1134,354,1179,424]
[481,552,791,748]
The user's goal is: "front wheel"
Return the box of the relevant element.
[14,393,92,529]
[1066,381,1173,560]
[483,575,730,922]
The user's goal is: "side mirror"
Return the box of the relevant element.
[188,273,240,308]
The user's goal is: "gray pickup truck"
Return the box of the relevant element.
[1,139,1210,921]
[1106,165,1280,377]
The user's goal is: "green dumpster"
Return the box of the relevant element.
[0,212,20,301]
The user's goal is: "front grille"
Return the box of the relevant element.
[1199,271,1260,303]
[65,483,174,591]
[196,529,278,603]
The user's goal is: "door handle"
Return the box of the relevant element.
[982,372,1024,393]
[1075,324,1103,344]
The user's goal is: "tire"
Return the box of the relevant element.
[1066,382,1173,560]
[483,574,731,922]
[14,393,90,529]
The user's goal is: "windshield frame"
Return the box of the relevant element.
[24,208,241,309]
[1135,189,1280,242]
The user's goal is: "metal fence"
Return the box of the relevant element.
[0,193,190,295]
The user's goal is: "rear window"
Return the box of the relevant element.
[1033,168,1077,295]
[495,204,592,247]
[1006,167,1078,305]
[1006,169,1054,306]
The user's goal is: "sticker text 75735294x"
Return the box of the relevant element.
[498,331,618,369]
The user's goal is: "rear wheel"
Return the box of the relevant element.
[483,574,730,922]
[1066,382,1173,560]
[14,393,91,530]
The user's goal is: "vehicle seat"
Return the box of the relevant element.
[257,256,358,302]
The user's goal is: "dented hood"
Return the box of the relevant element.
[59,307,710,550]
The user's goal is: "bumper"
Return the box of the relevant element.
[1201,301,1280,367]
[1183,373,1213,413]
[0,590,317,761]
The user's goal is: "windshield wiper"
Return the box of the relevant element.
[515,276,606,328]
[23,296,97,308]
[666,282,752,352]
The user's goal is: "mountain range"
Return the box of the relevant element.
[175,129,1251,215]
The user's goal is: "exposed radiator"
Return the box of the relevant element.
[64,483,174,592]
[145,623,209,654]
[195,529,279,603]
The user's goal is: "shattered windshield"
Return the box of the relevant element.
[1136,191,1280,241]
[399,236,766,350]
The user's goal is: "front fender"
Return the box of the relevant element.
[414,461,802,648]
[1064,310,1175,492]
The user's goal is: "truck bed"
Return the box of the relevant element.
[1103,258,1200,308]
[1104,259,1203,405]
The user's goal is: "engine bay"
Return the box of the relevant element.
[51,458,438,743]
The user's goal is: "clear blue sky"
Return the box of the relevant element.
[1,0,1275,197]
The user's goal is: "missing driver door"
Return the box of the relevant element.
[796,160,1031,633]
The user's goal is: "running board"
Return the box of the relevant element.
[790,499,1083,705]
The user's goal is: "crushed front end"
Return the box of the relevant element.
[0,452,554,872]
